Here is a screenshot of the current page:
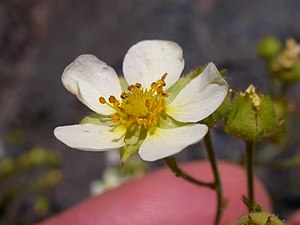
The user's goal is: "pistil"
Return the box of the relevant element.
[99,74,169,129]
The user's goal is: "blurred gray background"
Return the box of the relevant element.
[1,0,300,223]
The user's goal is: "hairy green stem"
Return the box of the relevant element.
[164,156,215,188]
[246,140,255,212]
[203,131,223,225]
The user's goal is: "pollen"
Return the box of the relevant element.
[99,74,169,129]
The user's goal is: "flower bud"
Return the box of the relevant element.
[225,85,276,141]
[257,35,282,60]
[270,38,300,82]
[236,212,285,225]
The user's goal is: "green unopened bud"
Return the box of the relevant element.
[271,60,300,82]
[258,35,282,60]
[270,38,300,82]
[225,85,276,141]
[236,212,285,225]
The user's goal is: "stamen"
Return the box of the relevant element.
[113,100,120,107]
[109,96,116,103]
[110,114,120,121]
[128,85,134,91]
[135,83,142,89]
[151,82,158,90]
[121,92,128,99]
[99,73,169,129]
[99,97,106,104]
[157,86,163,94]
[145,99,150,108]
[157,80,166,86]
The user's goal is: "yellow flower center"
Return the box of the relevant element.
[99,74,168,129]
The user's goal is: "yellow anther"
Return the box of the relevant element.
[99,97,106,104]
[161,73,167,81]
[157,86,163,94]
[157,80,166,86]
[135,83,142,89]
[157,74,167,86]
[110,114,120,121]
[100,75,169,129]
[109,95,116,103]
[120,92,128,99]
[128,85,135,91]
[151,82,158,90]
[145,99,150,108]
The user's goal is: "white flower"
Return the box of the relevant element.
[54,40,227,162]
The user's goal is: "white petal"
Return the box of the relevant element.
[54,124,126,151]
[138,124,208,161]
[123,40,184,89]
[166,63,227,122]
[62,54,122,115]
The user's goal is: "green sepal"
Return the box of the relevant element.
[166,77,192,104]
[80,114,114,126]
[225,92,276,141]
[121,155,148,176]
[119,76,129,92]
[201,92,230,127]
[219,68,228,78]
[186,66,204,79]
[120,125,146,164]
